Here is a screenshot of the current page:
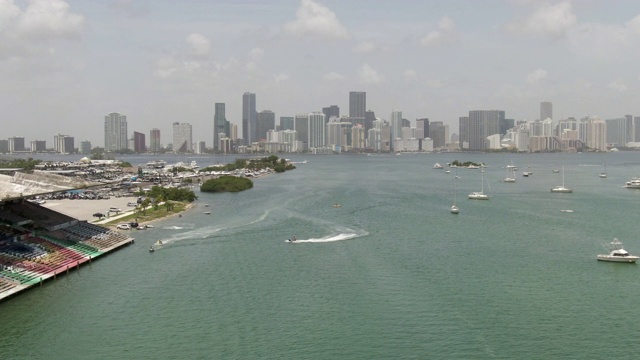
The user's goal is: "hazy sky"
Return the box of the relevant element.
[2,0,640,147]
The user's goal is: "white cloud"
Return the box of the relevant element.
[0,0,84,60]
[421,16,456,47]
[186,33,211,56]
[526,68,547,84]
[404,69,416,82]
[607,80,627,92]
[323,71,344,81]
[507,1,576,39]
[353,41,376,54]
[274,72,290,82]
[284,0,349,40]
[358,63,383,84]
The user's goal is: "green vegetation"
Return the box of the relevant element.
[147,186,198,202]
[0,158,42,170]
[200,176,253,193]
[451,160,484,167]
[100,202,188,225]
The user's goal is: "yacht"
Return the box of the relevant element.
[624,178,640,189]
[551,166,572,193]
[506,161,517,171]
[597,238,639,263]
[503,168,516,183]
[433,163,444,169]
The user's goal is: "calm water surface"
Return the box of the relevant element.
[1,152,640,359]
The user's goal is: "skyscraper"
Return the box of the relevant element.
[242,92,257,144]
[104,112,128,151]
[214,103,226,151]
[322,105,339,124]
[308,112,326,148]
[133,131,146,153]
[390,109,402,150]
[294,114,309,149]
[280,117,294,131]
[540,101,552,121]
[257,110,276,142]
[172,122,193,153]
[150,128,161,152]
[468,110,504,150]
[349,92,366,119]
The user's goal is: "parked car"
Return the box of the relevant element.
[116,224,131,230]
[109,207,122,212]
[127,202,138,207]
[93,212,105,218]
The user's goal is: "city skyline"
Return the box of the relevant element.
[2,1,640,145]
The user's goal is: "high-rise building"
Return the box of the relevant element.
[80,140,92,154]
[242,92,257,144]
[429,122,446,148]
[308,112,326,148]
[349,92,366,119]
[104,112,128,151]
[467,110,504,150]
[172,122,193,153]
[540,101,552,121]
[605,117,630,147]
[150,128,161,153]
[280,117,294,131]
[634,116,640,142]
[30,140,46,152]
[0,140,8,153]
[133,131,146,153]
[294,114,309,149]
[458,116,470,149]
[390,110,403,150]
[364,110,376,140]
[416,118,430,139]
[257,110,276,141]
[322,105,339,124]
[54,134,74,154]
[214,103,226,151]
[8,136,25,153]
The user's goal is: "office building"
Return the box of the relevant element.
[280,117,294,131]
[133,131,146,153]
[172,122,193,153]
[349,92,366,119]
[8,137,25,153]
[104,112,128,151]
[242,92,257,144]
[468,110,504,150]
[308,112,326,149]
[257,110,276,141]
[540,101,552,121]
[322,105,339,124]
[80,140,92,154]
[54,134,74,154]
[30,140,46,152]
[295,114,309,149]
[150,128,161,153]
[214,103,226,151]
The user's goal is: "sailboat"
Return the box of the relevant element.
[551,166,572,193]
[599,161,607,178]
[468,170,489,200]
[503,167,516,183]
[451,174,460,214]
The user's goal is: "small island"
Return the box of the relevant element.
[201,176,253,193]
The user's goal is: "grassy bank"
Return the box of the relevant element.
[100,202,190,226]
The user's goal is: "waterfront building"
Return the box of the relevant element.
[0,139,8,153]
[8,136,26,153]
[458,116,469,149]
[133,131,146,153]
[540,101,552,122]
[326,118,351,153]
[581,117,607,151]
[30,140,46,152]
[422,137,434,152]
[104,112,128,151]
[242,92,257,144]
[294,114,309,150]
[280,117,294,131]
[194,141,206,154]
[213,103,226,151]
[416,118,429,140]
[308,112,326,149]
[487,134,501,150]
[80,140,91,154]
[219,137,232,153]
[557,118,578,136]
[352,124,365,150]
[257,110,276,142]
[541,118,554,137]
[150,128,161,153]
[515,127,530,152]
[606,117,630,147]
[390,110,402,151]
[349,91,366,119]
[429,121,446,149]
[529,120,542,136]
[172,122,193,153]
[229,124,238,144]
[54,134,74,154]
[364,110,376,140]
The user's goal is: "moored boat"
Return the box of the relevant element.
[597,238,638,263]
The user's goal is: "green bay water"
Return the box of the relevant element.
[2,152,640,359]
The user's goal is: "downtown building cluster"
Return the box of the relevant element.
[3,99,640,155]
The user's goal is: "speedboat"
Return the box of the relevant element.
[204,211,211,214]
[286,237,297,243]
[149,246,155,253]
[333,203,342,208]
[597,238,639,263]
[450,204,459,214]
[154,240,163,246]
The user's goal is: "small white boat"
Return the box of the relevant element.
[149,246,155,253]
[445,170,451,174]
[469,170,489,200]
[624,178,640,189]
[597,238,639,263]
[450,204,459,214]
[522,171,531,177]
[433,163,444,169]
[333,203,342,208]
[204,211,211,214]
[560,209,574,213]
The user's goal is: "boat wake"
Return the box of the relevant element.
[163,224,195,230]
[286,228,368,244]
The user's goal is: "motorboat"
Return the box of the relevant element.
[551,166,572,193]
[149,246,154,253]
[450,204,459,214]
[286,236,297,243]
[204,211,211,214]
[333,203,342,208]
[154,240,163,246]
[624,178,640,189]
[560,209,574,213]
[433,163,444,169]
[597,238,638,263]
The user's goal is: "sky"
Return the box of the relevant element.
[1,0,640,147]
